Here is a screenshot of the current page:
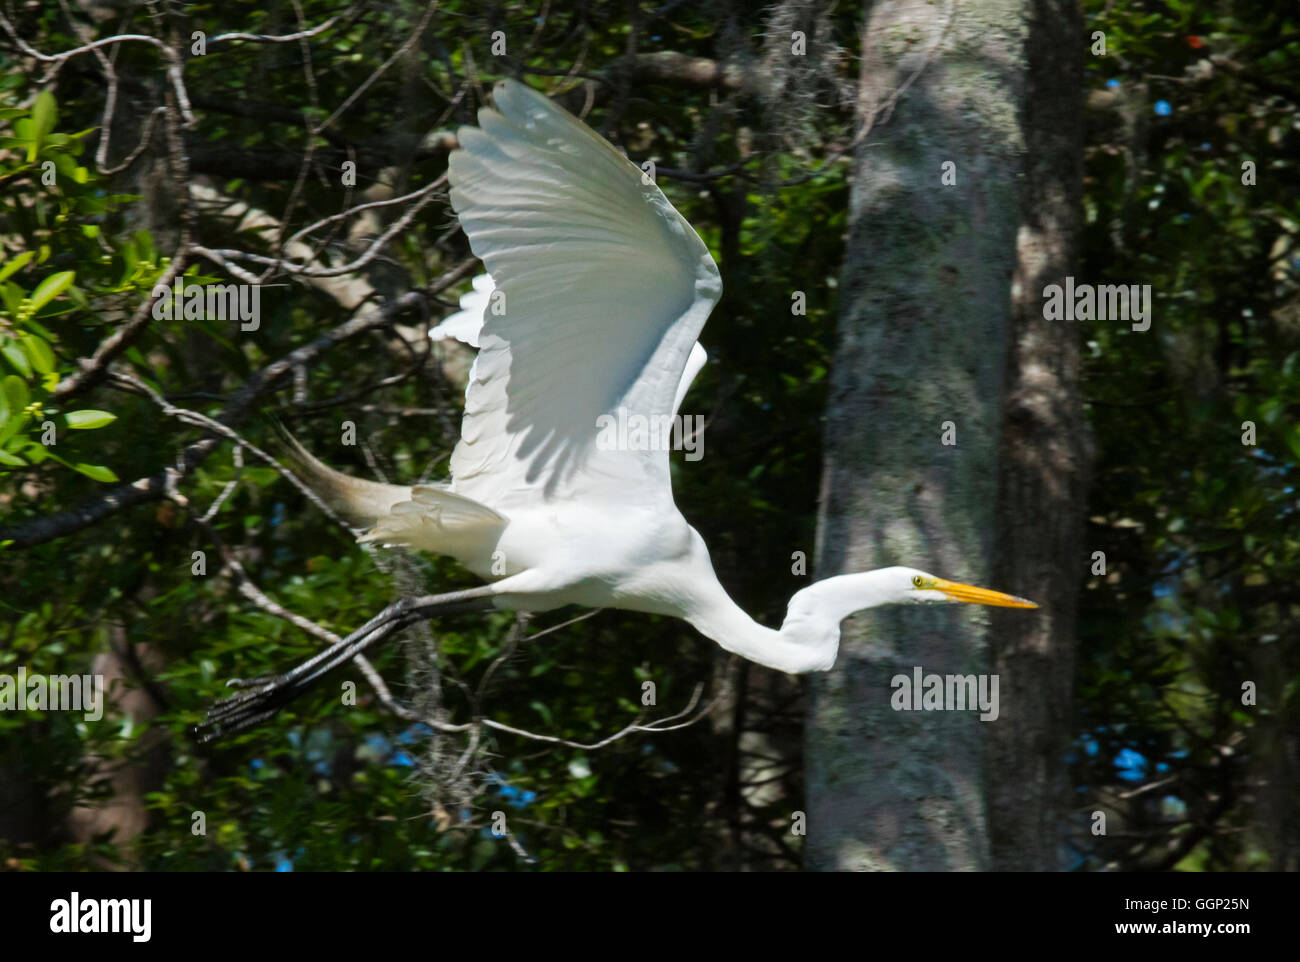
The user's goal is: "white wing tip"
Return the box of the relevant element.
[429,274,495,348]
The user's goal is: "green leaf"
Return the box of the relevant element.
[0,339,30,377]
[30,271,74,310]
[51,151,78,180]
[133,230,157,263]
[21,335,54,375]
[0,284,21,316]
[12,117,36,162]
[65,410,116,430]
[23,317,53,340]
[119,243,138,285]
[72,462,118,482]
[0,251,34,284]
[31,90,57,141]
[2,375,30,414]
[0,411,28,447]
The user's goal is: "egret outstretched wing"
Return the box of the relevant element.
[447,80,722,509]
[431,273,709,418]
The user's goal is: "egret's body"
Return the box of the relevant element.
[206,80,1034,736]
[284,434,851,671]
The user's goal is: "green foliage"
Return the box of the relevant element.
[1074,0,1299,869]
[0,0,843,872]
[1,0,1294,873]
[0,89,175,482]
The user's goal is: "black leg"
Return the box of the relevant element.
[194,588,498,742]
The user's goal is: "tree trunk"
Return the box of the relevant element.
[985,0,1088,872]
[805,0,1027,871]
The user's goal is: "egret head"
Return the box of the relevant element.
[896,567,1038,609]
[788,567,1039,629]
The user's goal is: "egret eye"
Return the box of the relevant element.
[912,575,924,588]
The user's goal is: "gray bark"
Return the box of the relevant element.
[805,0,1027,871]
[985,0,1087,872]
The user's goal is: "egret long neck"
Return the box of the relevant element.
[683,570,900,674]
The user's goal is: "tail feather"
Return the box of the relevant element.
[271,421,505,555]
[360,485,505,548]
[272,421,413,528]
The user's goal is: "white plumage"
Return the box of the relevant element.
[280,79,1037,676]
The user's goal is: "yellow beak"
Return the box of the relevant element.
[934,579,1039,609]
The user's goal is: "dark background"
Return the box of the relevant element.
[0,0,1295,871]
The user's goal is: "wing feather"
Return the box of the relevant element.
[446,80,721,509]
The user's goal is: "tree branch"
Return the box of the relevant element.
[0,259,476,550]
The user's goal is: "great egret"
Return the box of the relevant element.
[199,80,1035,740]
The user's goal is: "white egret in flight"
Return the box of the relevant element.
[200,80,1035,739]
